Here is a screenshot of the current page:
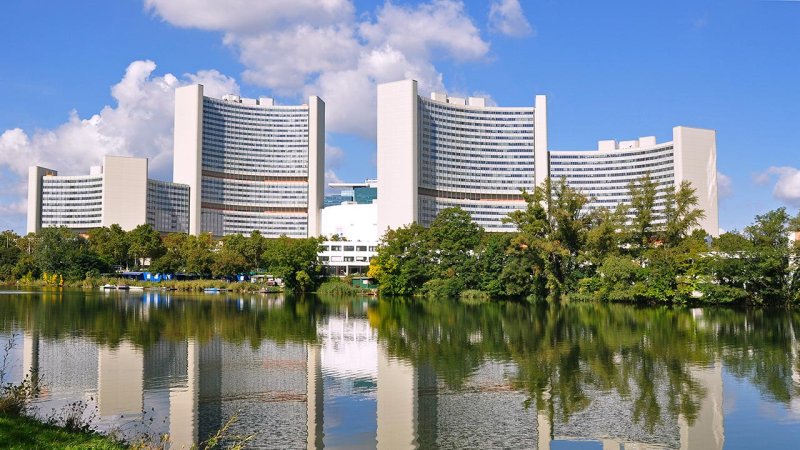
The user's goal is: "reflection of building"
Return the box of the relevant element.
[7,301,727,449]
[173,85,324,238]
[27,156,189,234]
[377,79,719,236]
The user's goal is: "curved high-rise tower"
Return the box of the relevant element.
[377,79,548,233]
[173,85,324,237]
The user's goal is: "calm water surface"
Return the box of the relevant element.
[1,289,799,449]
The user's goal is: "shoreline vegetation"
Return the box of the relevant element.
[1,175,799,305]
[367,176,800,306]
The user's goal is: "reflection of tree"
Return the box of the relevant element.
[0,291,322,349]
[369,300,800,431]
[2,291,799,431]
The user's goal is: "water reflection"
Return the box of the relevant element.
[1,290,798,449]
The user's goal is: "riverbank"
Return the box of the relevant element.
[0,415,125,449]
[6,277,284,293]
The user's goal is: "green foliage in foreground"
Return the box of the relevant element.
[369,175,800,305]
[0,415,125,450]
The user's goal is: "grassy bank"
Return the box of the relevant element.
[0,415,125,449]
[315,279,370,297]
[6,277,284,293]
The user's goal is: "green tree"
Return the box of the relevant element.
[368,223,429,296]
[212,234,250,277]
[661,181,706,247]
[32,227,107,279]
[88,224,130,269]
[262,236,322,293]
[245,230,267,270]
[182,233,215,275]
[625,173,661,253]
[504,178,590,298]
[423,207,484,297]
[128,224,165,267]
[0,231,21,280]
[150,233,188,273]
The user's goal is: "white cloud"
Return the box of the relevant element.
[717,171,732,199]
[326,144,345,169]
[757,166,800,207]
[146,0,490,138]
[144,0,353,32]
[489,0,533,38]
[325,169,342,194]
[0,199,26,216]
[0,60,240,229]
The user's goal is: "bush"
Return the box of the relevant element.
[316,280,363,296]
[420,277,464,300]
[0,336,41,417]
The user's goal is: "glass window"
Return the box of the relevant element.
[344,246,355,252]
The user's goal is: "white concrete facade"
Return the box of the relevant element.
[377,80,419,234]
[102,156,148,231]
[173,84,324,238]
[27,166,57,233]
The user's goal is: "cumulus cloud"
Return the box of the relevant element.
[324,169,343,194]
[717,171,732,200]
[146,0,490,138]
[756,166,800,207]
[326,144,345,169]
[0,199,26,216]
[489,0,533,38]
[144,0,353,32]
[0,60,240,229]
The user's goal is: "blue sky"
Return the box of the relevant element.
[1,0,798,234]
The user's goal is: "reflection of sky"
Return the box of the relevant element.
[319,317,377,379]
[319,315,379,449]
[722,369,800,449]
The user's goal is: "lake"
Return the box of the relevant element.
[1,289,799,449]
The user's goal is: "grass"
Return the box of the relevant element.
[315,280,365,296]
[0,415,125,449]
[8,277,284,293]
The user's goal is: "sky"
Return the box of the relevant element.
[0,0,798,235]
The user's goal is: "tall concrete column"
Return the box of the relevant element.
[376,344,417,449]
[536,388,552,450]
[679,362,724,450]
[98,341,144,416]
[21,330,39,380]
[306,344,323,450]
[169,339,199,448]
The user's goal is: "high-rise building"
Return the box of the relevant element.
[376,79,718,236]
[549,127,718,233]
[27,155,189,234]
[173,84,324,238]
[377,80,548,233]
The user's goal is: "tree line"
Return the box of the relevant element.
[0,225,323,292]
[367,175,800,305]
